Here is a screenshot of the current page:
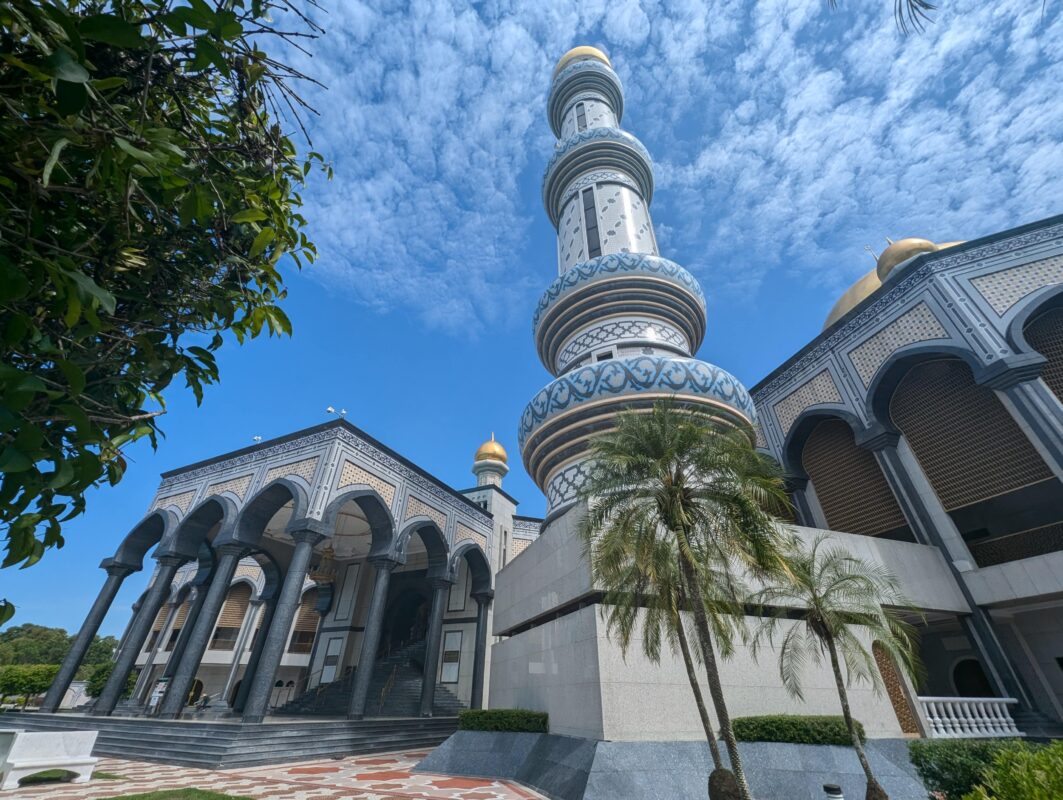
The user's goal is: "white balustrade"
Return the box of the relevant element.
[917,697,1024,738]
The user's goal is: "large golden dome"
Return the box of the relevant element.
[553,46,611,78]
[474,433,508,464]
[823,270,882,331]
[876,237,938,281]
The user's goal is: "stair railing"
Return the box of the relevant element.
[378,664,398,715]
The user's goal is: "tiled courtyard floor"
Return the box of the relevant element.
[6,749,545,800]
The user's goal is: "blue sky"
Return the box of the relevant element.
[4,0,1062,636]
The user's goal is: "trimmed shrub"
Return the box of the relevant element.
[732,715,864,746]
[458,709,548,733]
[0,664,59,707]
[85,662,136,700]
[961,740,1061,800]
[908,738,1021,799]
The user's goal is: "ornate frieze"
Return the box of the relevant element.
[513,518,541,538]
[152,489,196,514]
[848,302,948,387]
[969,254,1063,315]
[771,370,844,435]
[556,318,688,372]
[206,473,253,500]
[337,460,396,508]
[264,456,319,485]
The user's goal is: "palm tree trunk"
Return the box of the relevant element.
[676,606,723,768]
[676,538,753,800]
[825,635,886,800]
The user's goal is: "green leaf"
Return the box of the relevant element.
[55,80,88,116]
[114,137,156,164]
[45,460,76,490]
[46,50,90,83]
[90,76,127,90]
[249,227,275,258]
[0,447,32,473]
[66,271,117,315]
[42,138,70,187]
[57,360,86,395]
[80,14,145,49]
[231,208,267,223]
[192,37,229,76]
[0,601,14,627]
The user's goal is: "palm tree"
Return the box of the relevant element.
[579,401,792,800]
[750,535,923,800]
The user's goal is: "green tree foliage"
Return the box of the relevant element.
[963,741,1063,800]
[0,663,60,707]
[909,739,1021,799]
[0,0,328,622]
[578,401,791,800]
[0,622,117,678]
[751,535,923,800]
[85,660,134,699]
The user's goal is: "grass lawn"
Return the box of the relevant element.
[19,770,124,785]
[101,792,250,800]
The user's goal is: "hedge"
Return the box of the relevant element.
[458,709,549,733]
[732,715,864,746]
[963,740,1062,800]
[908,738,1025,799]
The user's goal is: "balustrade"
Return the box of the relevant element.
[917,696,1023,738]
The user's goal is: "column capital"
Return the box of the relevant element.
[214,541,249,559]
[472,589,495,605]
[428,577,454,591]
[100,558,137,579]
[154,553,187,568]
[288,528,327,548]
[783,474,809,491]
[854,426,900,452]
[977,352,1047,390]
[368,555,400,572]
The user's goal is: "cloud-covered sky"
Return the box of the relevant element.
[287,0,1063,332]
[6,0,1062,632]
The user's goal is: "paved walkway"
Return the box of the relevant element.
[6,749,544,800]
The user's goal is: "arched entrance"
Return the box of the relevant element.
[953,658,994,697]
[381,584,431,657]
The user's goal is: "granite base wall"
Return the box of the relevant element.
[415,731,928,800]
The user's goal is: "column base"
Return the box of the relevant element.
[347,712,364,721]
[242,713,265,724]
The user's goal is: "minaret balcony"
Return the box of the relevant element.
[533,253,707,373]
[548,58,624,138]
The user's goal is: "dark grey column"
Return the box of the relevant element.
[133,599,179,702]
[861,432,1034,709]
[158,543,245,718]
[163,584,208,679]
[93,555,184,716]
[41,559,136,713]
[991,377,1063,482]
[470,590,493,709]
[348,557,397,720]
[242,530,324,723]
[785,475,828,529]
[419,579,451,717]
[233,596,276,713]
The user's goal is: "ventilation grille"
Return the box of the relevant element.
[890,359,1052,511]
[292,589,319,633]
[801,419,907,536]
[968,521,1063,568]
[217,583,251,628]
[1025,307,1063,402]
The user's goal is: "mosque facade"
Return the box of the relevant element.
[35,46,1063,756]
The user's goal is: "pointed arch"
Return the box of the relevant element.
[112,509,179,570]
[160,494,239,559]
[450,539,492,595]
[233,478,312,547]
[781,406,866,477]
[321,489,395,559]
[396,519,450,580]
[1004,282,1063,355]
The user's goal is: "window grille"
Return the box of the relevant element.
[210,583,251,651]
[287,588,319,654]
[1025,306,1063,402]
[582,187,602,258]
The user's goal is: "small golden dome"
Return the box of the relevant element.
[823,270,882,331]
[553,46,611,79]
[474,433,508,464]
[876,237,938,281]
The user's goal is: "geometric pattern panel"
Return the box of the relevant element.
[597,184,655,257]
[557,318,688,371]
[970,254,1063,315]
[455,523,487,551]
[545,461,592,512]
[772,370,843,435]
[889,358,1053,511]
[510,537,532,558]
[337,459,396,508]
[264,456,319,486]
[404,495,447,531]
[152,489,196,513]
[1024,307,1063,402]
[849,302,949,387]
[968,521,1063,568]
[206,473,253,500]
[557,195,585,272]
[873,642,922,734]
[801,419,909,537]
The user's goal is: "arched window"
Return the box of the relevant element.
[210,583,252,651]
[800,419,911,540]
[952,658,994,698]
[889,358,1061,565]
[1024,306,1063,402]
[287,588,319,654]
[143,603,170,651]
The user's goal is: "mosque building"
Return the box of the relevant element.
[26,45,1063,767]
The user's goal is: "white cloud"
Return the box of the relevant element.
[277,0,1063,332]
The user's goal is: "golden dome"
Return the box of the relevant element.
[474,433,508,464]
[823,270,882,331]
[553,46,611,78]
[876,237,938,281]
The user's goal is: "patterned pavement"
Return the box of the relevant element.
[5,749,544,800]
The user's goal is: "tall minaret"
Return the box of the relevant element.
[519,46,756,519]
[472,433,508,488]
